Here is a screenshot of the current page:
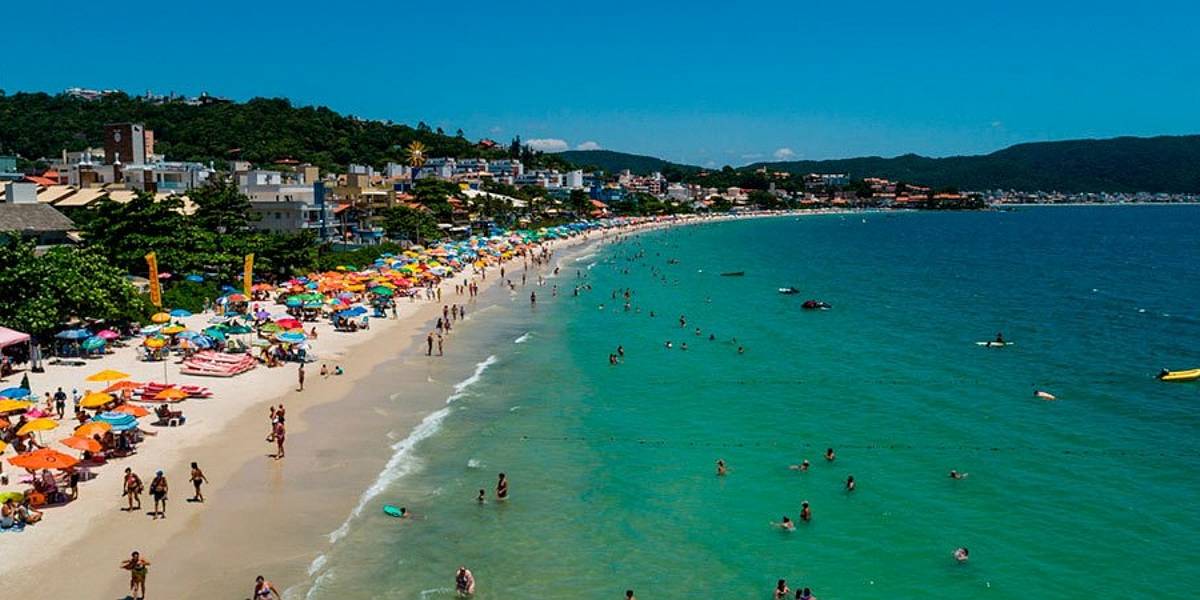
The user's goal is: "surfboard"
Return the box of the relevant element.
[976,341,1014,347]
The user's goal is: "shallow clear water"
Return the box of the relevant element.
[305,207,1200,599]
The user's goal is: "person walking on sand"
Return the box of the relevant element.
[123,467,143,512]
[149,471,168,519]
[437,334,444,356]
[455,566,476,596]
[190,462,209,502]
[297,363,305,392]
[121,551,150,600]
[273,419,286,459]
[253,575,282,599]
[496,472,509,500]
[427,332,434,356]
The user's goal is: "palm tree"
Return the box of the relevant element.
[405,141,427,169]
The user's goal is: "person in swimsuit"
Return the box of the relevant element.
[774,579,790,599]
[824,448,835,462]
[190,462,209,502]
[626,590,636,600]
[800,501,811,522]
[253,575,281,599]
[149,471,168,519]
[273,420,286,459]
[123,468,143,512]
[121,551,150,600]
[496,473,508,500]
[845,475,856,492]
[455,566,476,596]
[716,459,727,476]
[954,547,970,562]
[789,460,810,472]
[949,470,967,479]
[775,516,795,530]
[796,587,814,599]
[476,489,486,504]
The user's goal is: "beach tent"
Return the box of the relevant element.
[0,326,30,350]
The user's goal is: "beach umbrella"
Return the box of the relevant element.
[87,369,130,382]
[221,285,237,293]
[370,286,394,297]
[150,312,171,324]
[161,325,187,336]
[170,308,193,318]
[9,448,79,470]
[17,418,58,436]
[185,274,205,283]
[0,399,32,413]
[275,331,306,344]
[0,491,22,503]
[92,411,138,432]
[225,324,252,335]
[80,392,115,409]
[285,297,302,307]
[60,436,102,453]
[81,336,107,352]
[74,421,111,438]
[144,336,167,349]
[226,293,247,303]
[0,417,8,430]
[96,329,120,341]
[139,325,162,336]
[0,387,31,399]
[55,328,91,340]
[154,388,188,402]
[202,328,227,342]
[102,381,143,394]
[113,404,150,418]
[275,318,303,330]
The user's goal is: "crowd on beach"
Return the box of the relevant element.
[1,213,744,597]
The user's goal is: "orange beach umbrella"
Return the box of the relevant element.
[9,448,79,470]
[74,421,112,438]
[103,381,143,394]
[113,404,150,418]
[80,392,115,409]
[154,388,188,402]
[60,436,102,453]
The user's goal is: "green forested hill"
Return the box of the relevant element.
[561,136,1200,192]
[0,91,510,172]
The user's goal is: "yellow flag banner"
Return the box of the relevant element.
[145,252,162,307]
[243,253,254,296]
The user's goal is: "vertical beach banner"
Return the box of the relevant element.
[243,253,254,296]
[145,252,162,307]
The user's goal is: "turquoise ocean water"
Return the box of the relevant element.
[303,207,1200,599]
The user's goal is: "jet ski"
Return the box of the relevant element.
[802,300,831,310]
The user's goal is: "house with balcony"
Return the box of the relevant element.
[239,170,333,239]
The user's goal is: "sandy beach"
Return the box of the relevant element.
[1,213,799,598]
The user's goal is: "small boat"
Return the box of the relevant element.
[802,300,831,310]
[720,271,745,277]
[778,287,800,295]
[1158,368,1200,382]
[976,341,1013,348]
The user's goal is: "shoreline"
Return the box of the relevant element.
[2,211,824,597]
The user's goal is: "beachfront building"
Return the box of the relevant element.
[0,182,76,246]
[239,170,333,239]
[0,156,20,181]
[804,173,849,192]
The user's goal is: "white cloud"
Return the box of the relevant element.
[740,153,764,160]
[773,147,796,160]
[527,138,569,152]
[575,141,601,151]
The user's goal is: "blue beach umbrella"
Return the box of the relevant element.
[139,325,162,336]
[275,331,306,344]
[170,308,192,318]
[0,387,31,399]
[285,297,302,308]
[55,328,91,340]
[93,411,138,432]
[185,274,205,283]
[81,336,106,351]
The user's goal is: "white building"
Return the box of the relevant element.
[239,170,333,238]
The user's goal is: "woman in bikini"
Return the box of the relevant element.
[190,462,209,502]
[123,468,143,512]
[495,473,508,500]
[253,575,281,599]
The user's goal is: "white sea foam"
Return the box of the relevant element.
[307,554,328,576]
[586,261,598,270]
[466,458,483,469]
[326,355,498,544]
[514,332,531,344]
[574,252,597,262]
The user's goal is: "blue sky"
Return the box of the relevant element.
[5,0,1197,165]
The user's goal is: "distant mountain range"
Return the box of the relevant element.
[559,135,1200,193]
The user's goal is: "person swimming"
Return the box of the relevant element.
[954,547,970,562]
[790,460,810,472]
[845,475,856,491]
[476,489,486,504]
[800,501,811,522]
[665,341,673,349]
[949,470,968,479]
[824,448,835,462]
[716,459,727,476]
[774,579,790,600]
[775,515,795,530]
